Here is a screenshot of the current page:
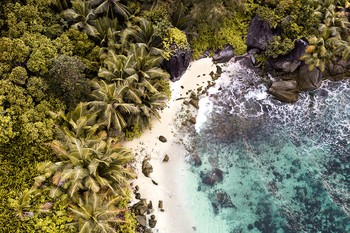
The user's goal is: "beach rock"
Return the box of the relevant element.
[246,16,274,51]
[213,44,235,63]
[158,200,163,209]
[149,215,157,228]
[163,154,169,162]
[268,80,299,102]
[189,99,199,109]
[189,153,202,167]
[201,168,224,186]
[142,159,153,177]
[189,116,196,124]
[266,39,307,73]
[132,200,148,215]
[159,135,167,143]
[297,63,322,91]
[135,192,141,199]
[136,215,147,227]
[161,48,191,81]
[147,201,153,210]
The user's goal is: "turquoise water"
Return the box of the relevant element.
[190,62,350,233]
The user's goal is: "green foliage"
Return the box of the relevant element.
[115,193,137,233]
[142,4,173,39]
[125,125,142,141]
[252,0,318,58]
[163,27,190,59]
[8,66,28,85]
[0,37,30,65]
[189,1,251,58]
[27,76,50,102]
[27,42,58,76]
[299,0,350,71]
[264,36,295,59]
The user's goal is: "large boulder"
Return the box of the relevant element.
[297,64,322,91]
[268,80,299,102]
[266,39,307,73]
[246,16,274,51]
[213,44,235,63]
[161,48,191,81]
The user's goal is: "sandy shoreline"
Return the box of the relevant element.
[125,58,217,233]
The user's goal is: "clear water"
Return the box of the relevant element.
[188,62,350,233]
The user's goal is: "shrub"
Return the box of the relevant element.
[48,55,91,110]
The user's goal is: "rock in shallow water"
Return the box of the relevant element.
[201,168,224,186]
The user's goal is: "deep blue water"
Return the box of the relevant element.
[191,62,350,233]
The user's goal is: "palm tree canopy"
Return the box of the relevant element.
[89,0,130,20]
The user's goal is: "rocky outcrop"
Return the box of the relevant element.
[161,49,191,81]
[246,16,274,51]
[268,80,299,102]
[213,44,235,63]
[266,39,307,73]
[297,64,322,91]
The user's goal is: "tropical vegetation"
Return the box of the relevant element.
[2,0,350,232]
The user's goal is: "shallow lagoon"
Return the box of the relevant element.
[185,62,350,233]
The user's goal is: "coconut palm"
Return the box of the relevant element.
[121,17,163,55]
[89,0,130,20]
[35,138,135,200]
[89,80,139,135]
[50,102,102,142]
[63,0,98,37]
[126,90,168,131]
[98,50,136,83]
[68,191,124,233]
[51,0,71,11]
[8,189,35,221]
[93,17,121,45]
[125,43,170,94]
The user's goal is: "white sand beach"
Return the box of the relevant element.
[125,58,218,233]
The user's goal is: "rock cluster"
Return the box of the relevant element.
[246,15,350,102]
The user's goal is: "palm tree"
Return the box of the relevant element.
[68,191,125,233]
[51,0,71,11]
[8,189,35,221]
[35,138,135,200]
[121,17,163,55]
[50,102,102,142]
[125,43,170,94]
[89,80,139,135]
[63,0,98,37]
[126,90,168,131]
[93,17,121,45]
[89,0,130,20]
[98,50,136,83]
